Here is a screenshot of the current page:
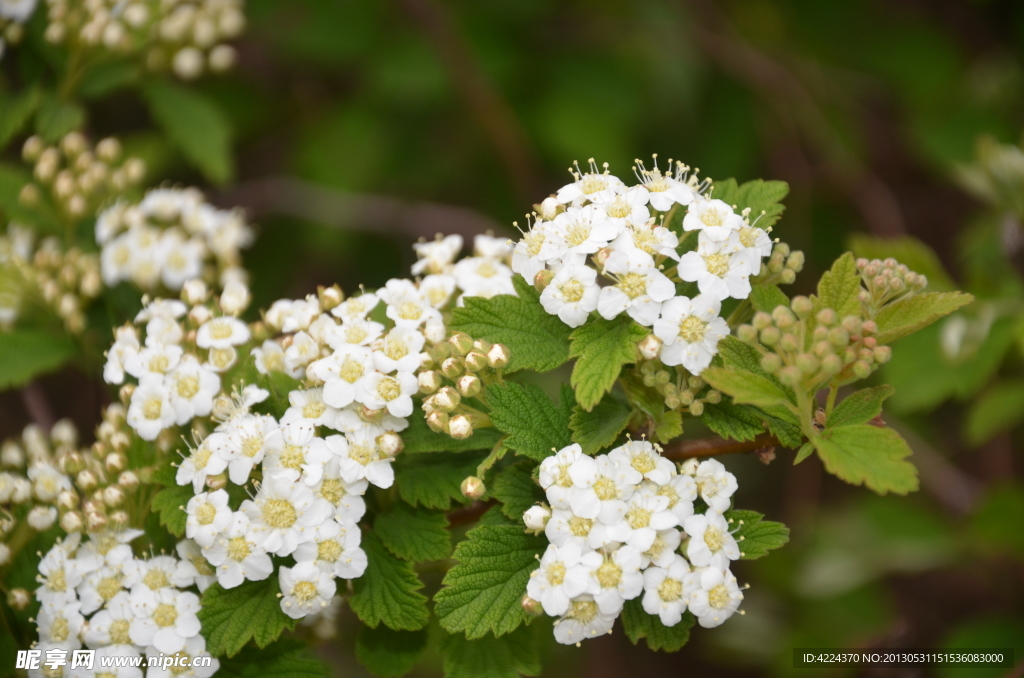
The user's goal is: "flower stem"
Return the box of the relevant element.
[660,432,780,461]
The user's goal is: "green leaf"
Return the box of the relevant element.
[701,366,793,408]
[35,93,85,143]
[717,336,790,395]
[350,532,430,631]
[401,411,502,453]
[492,461,543,520]
[0,86,41,149]
[570,395,632,454]
[76,61,141,99]
[216,639,329,678]
[964,380,1024,447]
[712,178,789,229]
[724,509,790,559]
[970,484,1024,558]
[434,525,544,639]
[198,579,298,657]
[750,283,789,313]
[621,599,694,652]
[486,382,573,462]
[828,385,894,428]
[874,292,974,345]
[812,252,863,320]
[394,450,487,510]
[569,315,650,411]
[440,625,542,678]
[449,275,571,373]
[654,410,683,443]
[150,483,191,537]
[619,371,684,444]
[813,425,919,495]
[0,330,77,389]
[793,442,815,464]
[355,626,428,678]
[141,80,233,184]
[847,234,957,292]
[374,502,451,562]
[700,402,765,442]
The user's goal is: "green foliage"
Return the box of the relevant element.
[725,509,790,559]
[217,639,330,678]
[569,394,632,454]
[828,385,895,428]
[434,525,544,639]
[874,291,974,344]
[150,482,191,537]
[750,283,790,313]
[349,532,430,631]
[35,92,85,142]
[701,366,793,409]
[813,425,919,495]
[0,86,40,148]
[711,178,789,229]
[394,450,487,510]
[355,626,428,678]
[374,502,451,562]
[700,402,765,442]
[492,461,543,520]
[0,330,77,389]
[440,625,543,678]
[401,411,502,453]
[568,315,649,411]
[485,382,573,462]
[142,80,233,184]
[198,579,298,657]
[970,484,1024,558]
[848,234,957,292]
[449,275,571,373]
[621,599,694,652]
[812,252,863,320]
[965,380,1024,447]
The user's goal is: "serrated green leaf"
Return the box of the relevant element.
[486,382,573,462]
[964,380,1024,447]
[828,385,895,428]
[874,292,974,345]
[216,639,329,678]
[725,509,790,559]
[0,86,41,149]
[198,579,298,657]
[701,366,793,409]
[717,336,790,395]
[750,283,789,313]
[813,425,919,495]
[350,532,430,631]
[569,315,649,411]
[621,599,694,652]
[654,410,682,443]
[150,483,191,537]
[848,234,957,292]
[440,624,542,678]
[35,93,85,143]
[761,407,803,447]
[700,402,765,442]
[374,502,451,562]
[620,371,683,444]
[492,461,543,521]
[449,275,571,373]
[570,395,632,454]
[712,178,789,229]
[402,411,502,453]
[394,450,486,510]
[141,80,233,184]
[0,330,77,389]
[355,625,428,678]
[434,525,544,639]
[813,252,862,320]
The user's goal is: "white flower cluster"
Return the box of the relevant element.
[513,158,773,374]
[526,442,746,645]
[97,188,252,292]
[411,233,516,301]
[33,531,218,678]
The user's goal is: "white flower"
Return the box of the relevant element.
[641,528,683,569]
[683,198,743,240]
[452,256,516,298]
[165,356,221,425]
[609,221,680,261]
[85,646,145,678]
[196,316,250,349]
[512,220,566,281]
[683,511,740,569]
[144,635,218,678]
[313,458,368,523]
[278,562,337,620]
[694,459,738,512]
[176,433,229,493]
[103,325,140,384]
[125,344,183,382]
[203,513,273,589]
[219,280,251,315]
[185,490,233,548]
[127,381,177,440]
[597,250,675,326]
[325,317,384,350]
[642,554,691,626]
[371,327,425,374]
[36,600,84,649]
[523,505,551,532]
[678,232,752,301]
[538,444,586,510]
[77,530,138,569]
[551,204,620,262]
[474,234,514,259]
[293,519,367,579]
[36,538,87,608]
[582,545,643,615]
[539,263,599,328]
[262,421,332,486]
[653,295,730,375]
[608,440,675,486]
[123,555,193,592]
[412,234,462,275]
[29,464,72,502]
[83,591,135,648]
[313,346,372,409]
[175,540,217,592]
[545,508,602,551]
[283,331,320,369]
[419,274,457,308]
[241,476,332,557]
[594,188,651,227]
[685,566,743,628]
[552,595,617,645]
[385,289,441,329]
[282,388,339,428]
[568,454,639,524]
[327,430,394,489]
[76,564,125,614]
[217,414,283,485]
[633,160,696,212]
[640,474,697,525]
[331,292,379,322]
[356,371,417,418]
[128,587,202,654]
[160,233,205,289]
[252,339,301,378]
[735,224,773,274]
[555,161,624,205]
[621,493,679,552]
[526,543,591,617]
[28,505,57,530]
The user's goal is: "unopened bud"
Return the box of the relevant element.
[778,366,803,387]
[76,469,98,491]
[821,354,843,376]
[534,269,554,292]
[487,344,510,368]
[815,309,838,327]
[779,269,796,284]
[441,357,465,380]
[861,320,877,336]
[434,387,461,412]
[102,485,124,507]
[852,360,872,379]
[105,452,127,474]
[539,196,559,220]
[182,278,207,305]
[705,389,722,404]
[448,415,473,439]
[779,333,800,353]
[460,475,486,498]
[22,135,44,161]
[638,334,662,360]
[28,506,57,530]
[57,489,78,511]
[689,400,704,416]
[785,250,805,271]
[873,346,892,364]
[7,588,30,610]
[448,332,474,357]
[457,374,482,398]
[827,327,849,348]
[378,432,403,458]
[426,411,450,433]
[429,341,452,364]
[592,247,613,270]
[108,510,129,528]
[418,370,443,395]
[772,306,796,328]
[523,504,551,532]
[118,470,139,489]
[795,353,819,375]
[206,472,228,491]
[465,351,489,372]
[760,327,781,346]
[118,383,135,405]
[317,284,343,312]
[841,316,862,335]
[522,594,544,616]
[752,311,773,330]
[736,325,758,344]
[86,511,108,531]
[791,296,812,318]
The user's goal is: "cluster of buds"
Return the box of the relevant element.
[419,331,509,440]
[20,133,145,220]
[754,241,804,287]
[736,298,892,389]
[0,224,102,332]
[856,257,928,315]
[637,360,721,416]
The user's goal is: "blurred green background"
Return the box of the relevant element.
[10,0,1024,675]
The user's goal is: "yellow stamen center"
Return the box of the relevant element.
[262,499,297,528]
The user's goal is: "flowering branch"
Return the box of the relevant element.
[661,432,780,461]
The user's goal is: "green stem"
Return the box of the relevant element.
[726,299,752,327]
[825,381,839,417]
[475,437,508,479]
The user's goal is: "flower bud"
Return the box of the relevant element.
[760,327,781,346]
[785,250,805,271]
[689,400,704,416]
[779,269,796,284]
[182,278,208,305]
[752,311,773,330]
[768,254,784,274]
[378,432,403,458]
[736,325,758,344]
[429,341,452,364]
[418,370,443,395]
[434,387,461,412]
[465,351,489,372]
[472,339,493,354]
[815,309,838,328]
[86,510,108,531]
[487,344,510,369]
[523,505,551,533]
[448,415,473,439]
[795,353,819,375]
[457,374,482,398]
[861,320,877,336]
[638,334,662,360]
[778,366,803,387]
[873,346,892,364]
[118,383,135,405]
[534,269,554,292]
[460,475,486,499]
[841,316,862,336]
[821,354,843,376]
[539,196,559,220]
[22,135,43,161]
[57,489,78,511]
[0,442,23,469]
[103,485,124,507]
[316,284,342,313]
[76,469,98,491]
[50,419,77,448]
[105,452,127,475]
[7,588,30,610]
[206,472,228,491]
[791,296,812,318]
[18,183,40,207]
[852,360,872,379]
[58,511,82,533]
[772,306,796,328]
[441,356,465,379]
[118,470,139,489]
[780,333,800,353]
[592,247,613,270]
[705,389,722,404]
[449,332,474,357]
[827,327,850,349]
[28,506,57,530]
[426,411,449,433]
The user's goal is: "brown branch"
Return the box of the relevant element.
[661,432,780,461]
[446,499,498,529]
[21,381,56,432]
